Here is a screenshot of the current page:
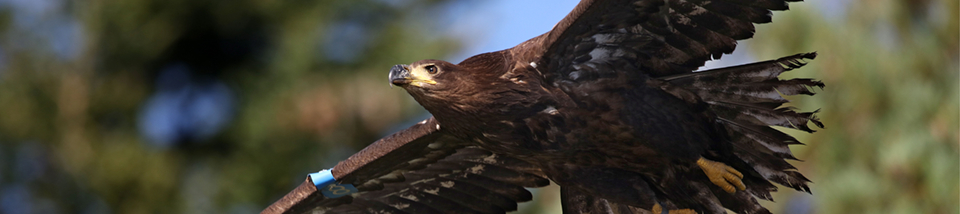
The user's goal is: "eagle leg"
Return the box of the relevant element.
[652,203,696,214]
[696,157,746,193]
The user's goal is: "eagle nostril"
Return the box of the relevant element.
[389,64,411,86]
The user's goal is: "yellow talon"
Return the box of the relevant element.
[652,204,697,214]
[697,157,746,193]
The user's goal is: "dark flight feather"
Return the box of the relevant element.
[322,146,550,214]
[263,119,549,214]
[560,187,653,214]
[662,52,820,197]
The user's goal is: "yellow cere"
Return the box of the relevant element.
[409,65,438,86]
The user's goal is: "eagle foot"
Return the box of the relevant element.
[697,157,746,193]
[651,204,696,214]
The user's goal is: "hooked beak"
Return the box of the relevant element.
[389,64,411,86]
[388,64,436,87]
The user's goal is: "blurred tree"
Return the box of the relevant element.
[0,0,956,213]
[747,0,959,213]
[0,0,465,213]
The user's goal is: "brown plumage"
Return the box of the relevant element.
[264,0,822,213]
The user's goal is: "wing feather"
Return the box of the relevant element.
[262,118,549,214]
[560,187,654,214]
[514,0,802,79]
[663,53,819,194]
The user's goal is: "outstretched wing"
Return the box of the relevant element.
[514,0,800,79]
[503,0,818,213]
[263,117,550,214]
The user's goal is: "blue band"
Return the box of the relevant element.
[309,169,358,198]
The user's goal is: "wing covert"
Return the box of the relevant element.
[514,0,801,81]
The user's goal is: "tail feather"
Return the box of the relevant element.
[560,187,653,214]
[667,53,822,104]
[662,52,821,197]
[721,120,801,159]
[725,124,812,192]
[663,52,818,83]
[672,81,821,106]
[716,190,774,214]
[683,78,823,103]
[711,101,823,132]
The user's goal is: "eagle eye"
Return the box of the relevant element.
[425,65,438,75]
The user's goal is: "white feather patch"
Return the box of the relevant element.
[392,203,410,209]
[467,164,485,174]
[440,181,455,188]
[541,106,559,115]
[399,193,419,201]
[423,187,440,195]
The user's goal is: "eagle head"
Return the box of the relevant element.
[388,53,542,131]
[388,58,470,113]
[388,59,454,91]
[388,52,514,93]
[388,59,485,112]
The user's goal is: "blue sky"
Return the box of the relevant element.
[444,0,758,70]
[444,0,848,70]
[444,0,581,61]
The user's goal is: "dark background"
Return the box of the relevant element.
[0,0,956,213]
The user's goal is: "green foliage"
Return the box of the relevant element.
[0,0,461,213]
[747,0,959,213]
[0,0,956,213]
